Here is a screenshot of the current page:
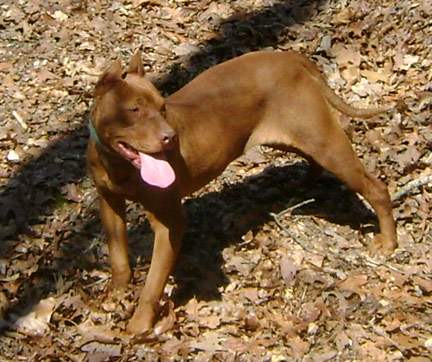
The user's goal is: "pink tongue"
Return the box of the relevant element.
[139,152,175,188]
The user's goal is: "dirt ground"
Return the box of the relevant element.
[0,0,431,360]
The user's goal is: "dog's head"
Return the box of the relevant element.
[91,51,177,188]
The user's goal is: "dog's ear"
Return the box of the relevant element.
[94,59,122,97]
[128,50,145,77]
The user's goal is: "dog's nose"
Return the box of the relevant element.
[161,129,177,147]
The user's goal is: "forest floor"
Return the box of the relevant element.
[0,0,431,360]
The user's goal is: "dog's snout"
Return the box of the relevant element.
[161,129,177,147]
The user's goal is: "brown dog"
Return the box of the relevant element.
[87,50,397,335]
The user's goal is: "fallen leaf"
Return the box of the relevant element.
[244,314,260,331]
[77,320,119,343]
[154,300,177,335]
[280,255,298,284]
[395,145,422,170]
[412,276,432,293]
[330,44,361,67]
[172,43,200,57]
[311,350,338,362]
[61,183,83,202]
[52,10,68,22]
[360,69,389,83]
[13,297,57,336]
[0,62,13,72]
[200,315,221,329]
[80,341,122,361]
[190,331,224,353]
[337,274,368,295]
[399,54,419,71]
[286,335,310,358]
[335,330,351,351]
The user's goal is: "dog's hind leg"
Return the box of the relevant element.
[289,116,397,255]
[254,88,397,255]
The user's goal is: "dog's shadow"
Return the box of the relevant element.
[126,159,377,307]
[2,158,377,323]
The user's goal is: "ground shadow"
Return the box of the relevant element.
[0,0,326,247]
[2,159,378,326]
[118,160,376,307]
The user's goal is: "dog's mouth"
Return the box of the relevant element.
[117,142,142,168]
[117,142,176,188]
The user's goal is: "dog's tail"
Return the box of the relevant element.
[301,57,390,118]
[320,81,390,118]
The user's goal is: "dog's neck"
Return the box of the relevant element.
[88,118,133,179]
[88,119,103,146]
[88,119,118,156]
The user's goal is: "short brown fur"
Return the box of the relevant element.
[87,51,397,335]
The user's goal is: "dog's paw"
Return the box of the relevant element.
[369,234,397,257]
[126,302,158,335]
[111,269,132,289]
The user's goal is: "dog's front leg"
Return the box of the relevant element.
[126,201,185,335]
[98,189,131,288]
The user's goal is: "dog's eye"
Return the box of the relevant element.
[127,107,139,112]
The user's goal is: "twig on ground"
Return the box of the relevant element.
[12,110,28,130]
[272,198,316,219]
[82,275,110,289]
[392,175,432,202]
[270,199,318,253]
[360,255,404,274]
